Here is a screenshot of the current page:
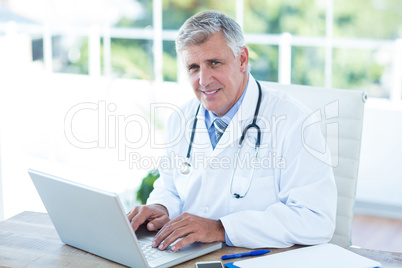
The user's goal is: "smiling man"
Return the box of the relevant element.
[182,30,249,117]
[127,10,337,251]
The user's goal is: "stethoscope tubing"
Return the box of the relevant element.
[179,80,263,198]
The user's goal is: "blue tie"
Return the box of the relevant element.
[214,118,228,143]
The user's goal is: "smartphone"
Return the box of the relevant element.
[195,261,224,268]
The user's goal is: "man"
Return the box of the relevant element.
[128,10,337,251]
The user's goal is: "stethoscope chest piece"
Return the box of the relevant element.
[178,159,193,176]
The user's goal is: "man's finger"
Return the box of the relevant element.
[130,206,153,231]
[130,215,147,231]
[156,227,190,251]
[129,204,169,232]
[152,217,181,247]
[127,207,139,222]
[171,233,197,251]
[152,218,193,250]
[147,216,169,231]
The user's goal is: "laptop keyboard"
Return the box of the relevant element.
[138,238,177,261]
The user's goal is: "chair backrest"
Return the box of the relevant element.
[260,81,366,247]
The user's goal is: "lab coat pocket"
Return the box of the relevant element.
[230,175,276,213]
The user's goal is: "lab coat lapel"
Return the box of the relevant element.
[212,75,260,157]
[193,105,214,156]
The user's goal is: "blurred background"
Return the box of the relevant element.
[0,0,401,249]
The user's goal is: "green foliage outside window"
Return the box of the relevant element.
[67,0,401,98]
[244,0,326,36]
[110,39,154,80]
[137,169,160,205]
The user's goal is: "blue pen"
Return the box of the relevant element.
[221,250,271,260]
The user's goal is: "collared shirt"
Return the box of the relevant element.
[205,76,249,149]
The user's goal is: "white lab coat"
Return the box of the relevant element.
[147,75,337,248]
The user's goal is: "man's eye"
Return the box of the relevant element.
[188,65,199,72]
[212,61,220,66]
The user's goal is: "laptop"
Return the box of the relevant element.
[28,169,222,268]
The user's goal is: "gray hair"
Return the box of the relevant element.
[176,10,246,59]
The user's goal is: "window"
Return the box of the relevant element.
[4,0,399,97]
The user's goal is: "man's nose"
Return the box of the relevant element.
[199,68,213,87]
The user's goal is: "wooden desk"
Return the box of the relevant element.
[1,211,401,267]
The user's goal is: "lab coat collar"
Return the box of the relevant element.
[237,74,259,123]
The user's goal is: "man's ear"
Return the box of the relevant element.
[239,46,249,73]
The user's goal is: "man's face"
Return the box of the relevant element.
[181,32,249,117]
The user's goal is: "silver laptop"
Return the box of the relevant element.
[28,169,222,268]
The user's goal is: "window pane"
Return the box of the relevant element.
[115,0,153,28]
[291,46,325,86]
[332,48,390,98]
[244,0,326,36]
[333,0,402,39]
[53,36,89,75]
[248,44,279,82]
[32,38,44,62]
[162,0,235,30]
[110,38,154,80]
[163,41,178,82]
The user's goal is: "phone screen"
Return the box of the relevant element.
[195,262,224,268]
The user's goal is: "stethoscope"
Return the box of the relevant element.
[178,80,262,199]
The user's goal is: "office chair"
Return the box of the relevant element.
[261,81,367,247]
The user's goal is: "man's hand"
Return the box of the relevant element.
[152,212,225,251]
[127,204,170,232]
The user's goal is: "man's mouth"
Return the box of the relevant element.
[203,89,220,95]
